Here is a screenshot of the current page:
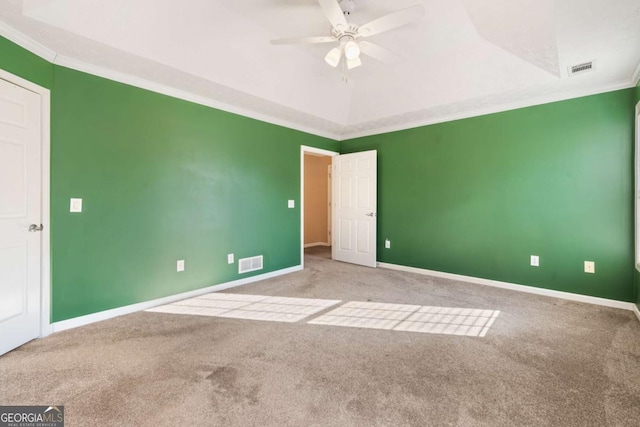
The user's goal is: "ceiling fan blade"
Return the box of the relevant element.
[358,41,398,63]
[318,0,348,30]
[271,36,335,45]
[358,5,425,37]
[347,57,362,69]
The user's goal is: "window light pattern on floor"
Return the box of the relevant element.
[147,293,341,323]
[308,301,500,337]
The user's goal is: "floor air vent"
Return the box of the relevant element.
[239,255,263,274]
[569,61,594,76]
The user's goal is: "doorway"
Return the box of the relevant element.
[300,146,378,269]
[303,153,332,247]
[301,146,338,267]
[0,69,51,356]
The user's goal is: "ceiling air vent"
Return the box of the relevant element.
[238,255,263,274]
[568,61,595,76]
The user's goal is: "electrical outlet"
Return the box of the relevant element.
[70,198,82,212]
[227,253,234,264]
[530,255,539,267]
[177,260,185,272]
[385,239,391,249]
[584,261,595,274]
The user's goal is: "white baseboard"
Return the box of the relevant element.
[51,265,302,333]
[377,262,635,311]
[304,242,330,248]
[633,304,640,322]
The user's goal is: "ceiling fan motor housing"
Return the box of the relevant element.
[331,24,360,40]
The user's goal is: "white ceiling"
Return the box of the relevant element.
[1,0,639,140]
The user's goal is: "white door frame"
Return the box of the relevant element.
[327,164,332,245]
[300,145,338,268]
[0,68,51,338]
[635,101,640,271]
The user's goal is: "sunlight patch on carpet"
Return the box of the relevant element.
[309,302,500,337]
[147,293,340,323]
[148,294,501,336]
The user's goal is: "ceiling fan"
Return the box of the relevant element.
[271,0,425,76]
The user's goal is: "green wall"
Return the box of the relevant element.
[342,90,636,302]
[49,68,337,321]
[0,37,52,89]
[0,36,338,322]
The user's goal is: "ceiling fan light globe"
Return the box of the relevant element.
[325,47,342,67]
[347,56,362,69]
[344,40,360,59]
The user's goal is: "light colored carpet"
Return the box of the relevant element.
[1,247,639,426]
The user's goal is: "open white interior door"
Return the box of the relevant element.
[332,150,377,267]
[0,77,42,355]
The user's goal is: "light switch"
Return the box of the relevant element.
[227,254,234,264]
[70,198,82,213]
[177,260,185,272]
[288,200,295,208]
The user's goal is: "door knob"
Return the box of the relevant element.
[365,212,377,217]
[28,224,44,232]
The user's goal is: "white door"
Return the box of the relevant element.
[332,150,377,267]
[0,77,42,355]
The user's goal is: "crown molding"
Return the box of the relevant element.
[0,20,57,62]
[1,20,638,142]
[0,21,341,140]
[339,79,637,141]
[631,59,640,87]
[53,55,342,140]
